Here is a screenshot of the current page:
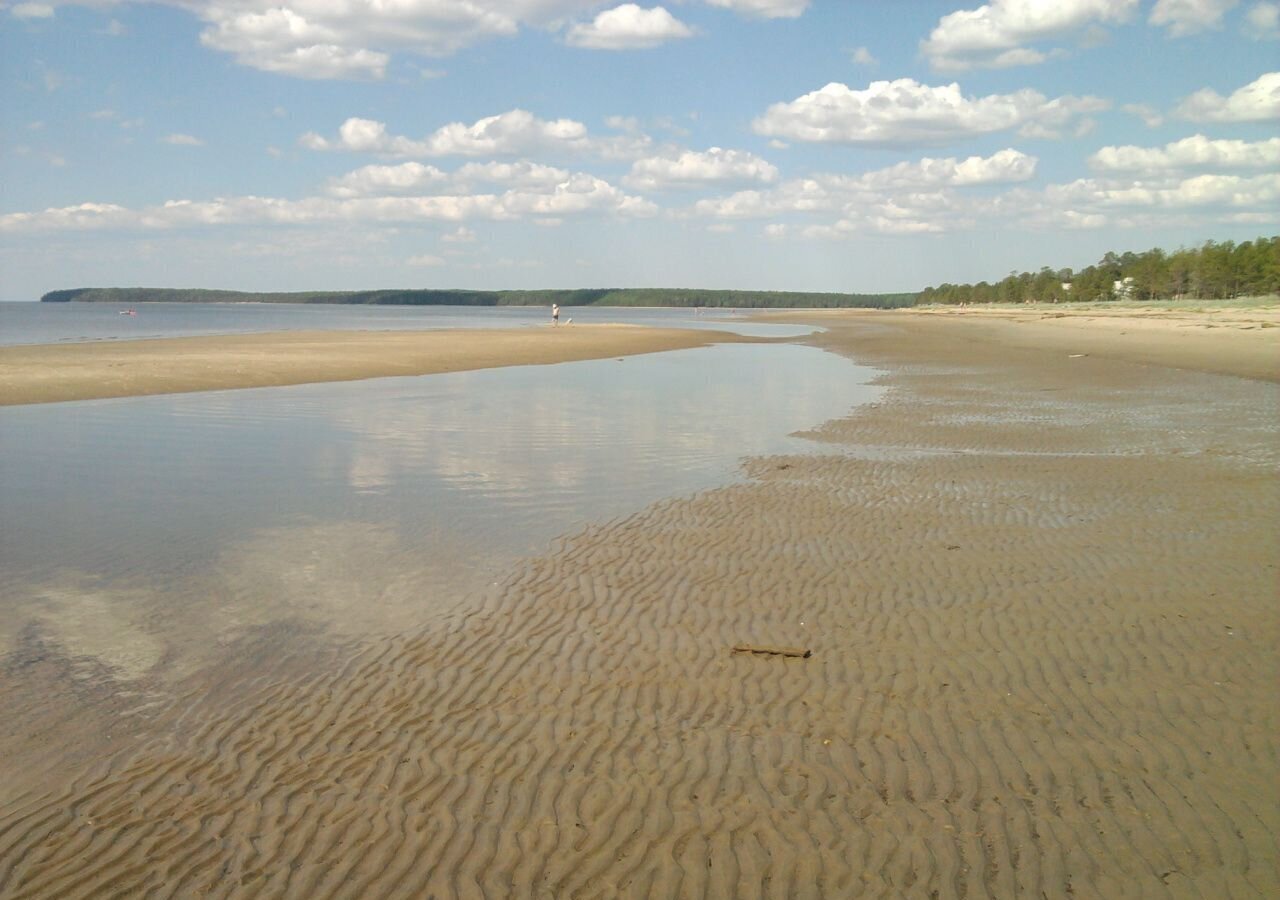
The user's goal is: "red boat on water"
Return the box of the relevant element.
[119,309,137,316]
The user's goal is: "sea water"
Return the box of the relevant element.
[0,301,818,345]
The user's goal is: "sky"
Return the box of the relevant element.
[1,0,1277,300]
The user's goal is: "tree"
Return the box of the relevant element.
[1195,240,1235,298]
[915,235,1278,304]
[1128,248,1166,300]
[1165,249,1195,298]
[1032,266,1061,302]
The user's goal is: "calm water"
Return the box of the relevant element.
[0,301,817,345]
[0,342,880,687]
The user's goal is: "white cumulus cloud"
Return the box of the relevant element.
[1245,2,1280,38]
[704,0,808,17]
[441,226,477,243]
[1149,0,1239,36]
[692,149,1037,222]
[328,159,573,197]
[199,6,394,79]
[850,46,877,66]
[500,172,657,217]
[10,3,55,19]
[624,147,778,190]
[1060,210,1109,228]
[1089,134,1280,171]
[1049,171,1280,209]
[454,160,573,189]
[823,149,1039,191]
[162,133,205,146]
[692,179,834,219]
[1174,71,1280,121]
[0,202,131,232]
[752,79,1107,147]
[0,172,656,233]
[1121,102,1165,127]
[696,143,1280,237]
[301,110,593,158]
[921,0,1139,71]
[869,216,947,235]
[791,191,974,239]
[327,162,451,198]
[565,4,693,49]
[325,158,573,198]
[184,0,607,79]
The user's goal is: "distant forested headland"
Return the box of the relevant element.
[41,287,916,308]
[40,236,1279,308]
[919,236,1279,305]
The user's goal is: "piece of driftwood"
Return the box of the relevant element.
[732,644,812,659]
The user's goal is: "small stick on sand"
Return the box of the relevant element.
[732,644,812,659]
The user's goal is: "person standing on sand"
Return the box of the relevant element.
[552,304,560,326]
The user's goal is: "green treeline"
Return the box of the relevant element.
[41,286,917,308]
[919,237,1280,305]
[40,236,1279,308]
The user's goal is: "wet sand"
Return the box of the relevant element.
[1,309,1277,897]
[0,325,749,406]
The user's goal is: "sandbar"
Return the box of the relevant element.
[0,324,751,406]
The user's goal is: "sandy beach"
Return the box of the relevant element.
[0,306,1276,897]
[907,303,1280,382]
[0,324,750,406]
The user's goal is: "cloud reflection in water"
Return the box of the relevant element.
[0,343,881,683]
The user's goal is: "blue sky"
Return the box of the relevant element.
[2,0,1277,299]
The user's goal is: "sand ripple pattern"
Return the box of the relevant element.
[1,324,1277,898]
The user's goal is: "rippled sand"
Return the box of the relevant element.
[1,312,1276,897]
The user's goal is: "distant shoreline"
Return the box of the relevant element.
[40,286,919,309]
